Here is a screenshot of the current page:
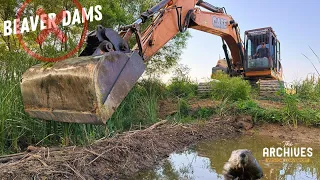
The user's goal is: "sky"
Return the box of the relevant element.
[176,0,320,84]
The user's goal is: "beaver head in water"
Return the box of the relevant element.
[223,149,263,180]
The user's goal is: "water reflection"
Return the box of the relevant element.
[134,135,320,180]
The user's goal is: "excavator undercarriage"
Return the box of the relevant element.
[258,80,284,98]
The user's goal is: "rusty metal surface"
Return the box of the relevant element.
[21,51,145,124]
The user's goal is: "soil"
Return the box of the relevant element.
[187,98,220,110]
[256,99,284,109]
[0,117,243,180]
[253,123,320,144]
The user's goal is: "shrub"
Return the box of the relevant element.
[210,72,251,101]
[167,64,198,98]
[167,78,198,98]
[138,78,167,98]
[294,75,320,101]
[177,98,190,117]
[236,100,286,123]
[192,107,214,119]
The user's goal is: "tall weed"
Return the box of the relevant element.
[211,72,251,101]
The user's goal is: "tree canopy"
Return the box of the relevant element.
[0,0,190,74]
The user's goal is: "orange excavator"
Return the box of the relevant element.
[21,0,283,124]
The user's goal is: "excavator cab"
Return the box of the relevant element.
[243,27,282,80]
[243,27,283,96]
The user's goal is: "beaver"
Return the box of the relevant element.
[223,149,263,180]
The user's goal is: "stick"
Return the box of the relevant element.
[49,171,73,176]
[0,154,27,163]
[302,53,320,76]
[309,45,320,64]
[35,157,48,167]
[84,149,100,156]
[0,152,25,159]
[64,163,86,180]
[87,146,118,165]
[146,120,168,131]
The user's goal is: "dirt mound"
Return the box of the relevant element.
[0,117,243,179]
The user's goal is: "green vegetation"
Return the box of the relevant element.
[292,75,320,101]
[210,72,251,101]
[107,78,167,134]
[171,72,320,129]
[1,0,320,156]
[0,0,190,155]
[167,64,198,98]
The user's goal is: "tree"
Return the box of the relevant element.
[146,32,191,75]
[0,0,190,72]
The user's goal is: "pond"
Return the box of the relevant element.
[134,135,320,180]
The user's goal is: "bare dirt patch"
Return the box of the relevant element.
[188,98,219,110]
[0,118,243,180]
[256,99,283,109]
[158,98,220,119]
[253,123,320,144]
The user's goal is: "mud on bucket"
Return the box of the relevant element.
[21,51,145,125]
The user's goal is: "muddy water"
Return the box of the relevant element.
[134,135,320,180]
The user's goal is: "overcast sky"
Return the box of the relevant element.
[176,0,320,84]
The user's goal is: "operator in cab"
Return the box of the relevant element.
[255,42,269,58]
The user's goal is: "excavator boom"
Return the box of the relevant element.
[21,0,271,124]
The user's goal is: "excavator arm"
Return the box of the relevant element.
[80,0,244,72]
[135,0,244,73]
[21,0,245,124]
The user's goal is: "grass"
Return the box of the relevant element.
[293,75,320,101]
[107,79,166,134]
[0,52,39,154]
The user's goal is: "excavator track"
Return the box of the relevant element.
[198,79,284,98]
[258,80,284,98]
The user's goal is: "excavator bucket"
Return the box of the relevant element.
[21,51,145,125]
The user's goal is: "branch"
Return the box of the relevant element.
[302,53,320,76]
[309,45,320,64]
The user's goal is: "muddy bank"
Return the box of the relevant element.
[0,117,243,179]
[254,123,320,144]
